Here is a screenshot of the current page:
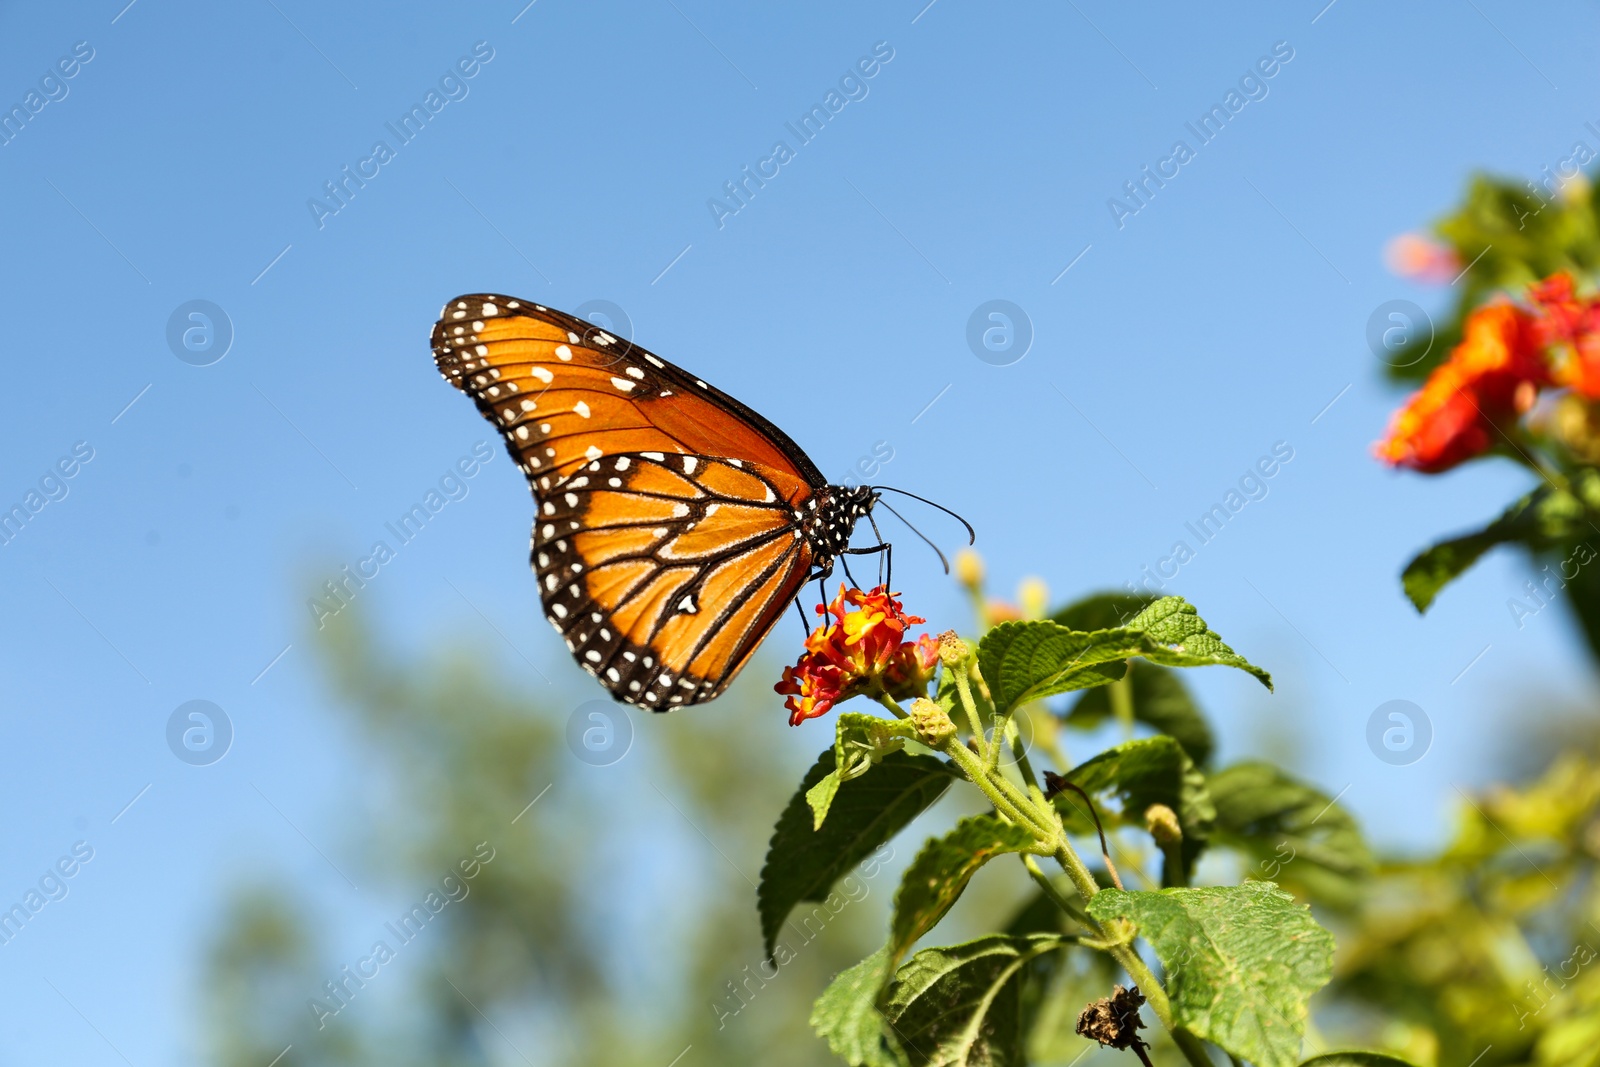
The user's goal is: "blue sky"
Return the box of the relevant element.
[2,0,1598,1061]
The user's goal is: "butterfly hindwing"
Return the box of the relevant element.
[534,451,815,708]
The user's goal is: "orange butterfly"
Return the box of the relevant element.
[432,295,913,710]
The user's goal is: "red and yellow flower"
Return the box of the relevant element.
[1530,272,1600,399]
[775,585,939,726]
[1375,302,1548,473]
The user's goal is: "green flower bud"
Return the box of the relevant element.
[910,697,956,747]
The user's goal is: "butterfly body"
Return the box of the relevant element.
[431,295,879,709]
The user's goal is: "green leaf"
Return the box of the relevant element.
[976,621,1127,711]
[1050,591,1157,632]
[1401,479,1592,612]
[978,598,1269,713]
[888,815,1039,974]
[881,934,1072,1067]
[760,748,953,958]
[1208,761,1374,910]
[807,713,924,829]
[1064,661,1215,767]
[1561,554,1600,667]
[1087,882,1336,1067]
[1298,1053,1420,1067]
[1051,736,1214,883]
[1123,597,1273,688]
[811,948,905,1067]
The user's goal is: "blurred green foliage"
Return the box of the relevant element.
[1321,746,1600,1067]
[201,607,913,1067]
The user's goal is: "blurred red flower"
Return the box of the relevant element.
[1530,272,1600,399]
[1375,302,1548,472]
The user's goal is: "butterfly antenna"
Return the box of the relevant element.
[875,499,950,575]
[870,486,976,545]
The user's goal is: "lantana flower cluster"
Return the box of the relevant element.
[1376,272,1600,473]
[774,585,939,726]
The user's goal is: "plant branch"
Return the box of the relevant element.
[1109,670,1136,737]
[875,693,910,720]
[950,662,990,762]
[940,735,1056,840]
[1021,854,1092,927]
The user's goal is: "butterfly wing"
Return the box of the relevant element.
[431,295,825,489]
[537,451,814,707]
[431,296,831,708]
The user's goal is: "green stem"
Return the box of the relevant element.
[1158,838,1187,889]
[1109,670,1136,738]
[875,693,909,719]
[1049,836,1211,1067]
[986,708,1013,772]
[1021,855,1092,927]
[950,663,989,762]
[1175,1031,1216,1067]
[940,736,1054,839]
[992,765,1052,830]
[1009,728,1052,812]
[951,657,1210,1067]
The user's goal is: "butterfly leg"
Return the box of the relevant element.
[866,510,890,588]
[840,542,892,591]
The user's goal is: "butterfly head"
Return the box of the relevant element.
[804,484,879,562]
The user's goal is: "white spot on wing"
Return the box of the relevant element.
[574,401,591,419]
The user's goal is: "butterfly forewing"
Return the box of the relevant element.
[535,451,814,707]
[431,295,824,488]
